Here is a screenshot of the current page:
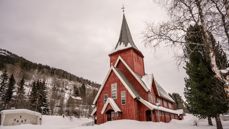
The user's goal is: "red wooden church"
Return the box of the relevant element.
[91,14,183,124]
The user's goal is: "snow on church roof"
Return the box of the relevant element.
[93,55,174,105]
[114,57,149,92]
[114,68,139,97]
[93,65,140,105]
[141,74,154,90]
[111,42,132,53]
[138,98,183,115]
[111,14,139,54]
[101,98,121,114]
[141,73,174,102]
[155,81,174,102]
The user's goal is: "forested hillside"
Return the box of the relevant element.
[0,48,99,116]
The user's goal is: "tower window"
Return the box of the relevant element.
[121,91,126,104]
[111,83,117,99]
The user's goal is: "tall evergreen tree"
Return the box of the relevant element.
[29,80,49,114]
[213,41,229,70]
[2,74,15,109]
[29,81,39,111]
[169,93,185,110]
[184,25,228,129]
[50,84,59,115]
[38,80,49,114]
[80,83,86,104]
[0,70,8,105]
[16,77,26,108]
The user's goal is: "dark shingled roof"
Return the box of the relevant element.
[114,14,138,50]
[114,67,139,98]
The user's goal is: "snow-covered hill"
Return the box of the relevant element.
[1,114,229,129]
[0,48,99,116]
[0,48,100,89]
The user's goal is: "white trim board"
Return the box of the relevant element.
[101,98,121,114]
[114,56,150,92]
[93,66,137,104]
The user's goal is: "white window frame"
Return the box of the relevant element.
[111,83,117,99]
[121,91,126,105]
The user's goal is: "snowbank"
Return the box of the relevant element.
[1,114,229,129]
[0,115,92,129]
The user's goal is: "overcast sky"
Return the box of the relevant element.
[0,0,186,98]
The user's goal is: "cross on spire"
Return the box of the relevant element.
[121,5,125,13]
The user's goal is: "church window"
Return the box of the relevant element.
[111,83,117,99]
[121,91,126,104]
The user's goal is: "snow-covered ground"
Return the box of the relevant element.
[1,114,229,129]
[0,116,92,129]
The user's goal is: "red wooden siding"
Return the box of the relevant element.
[109,48,145,76]
[116,61,148,100]
[96,71,139,124]
[94,14,183,124]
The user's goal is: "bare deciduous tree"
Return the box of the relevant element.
[145,0,229,81]
[145,1,229,129]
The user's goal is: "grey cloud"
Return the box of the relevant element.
[0,0,186,98]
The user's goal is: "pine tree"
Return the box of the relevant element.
[169,93,184,110]
[36,80,48,114]
[2,74,15,109]
[29,81,39,111]
[16,77,26,108]
[0,70,8,105]
[206,28,228,129]
[29,80,49,114]
[184,25,228,129]
[213,41,229,70]
[80,83,86,104]
[50,84,59,115]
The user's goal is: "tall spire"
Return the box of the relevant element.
[114,14,138,51]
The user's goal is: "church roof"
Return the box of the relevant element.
[138,97,183,115]
[93,56,174,104]
[92,65,139,105]
[114,67,139,97]
[141,74,174,102]
[101,98,121,114]
[112,14,139,53]
[154,81,175,102]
